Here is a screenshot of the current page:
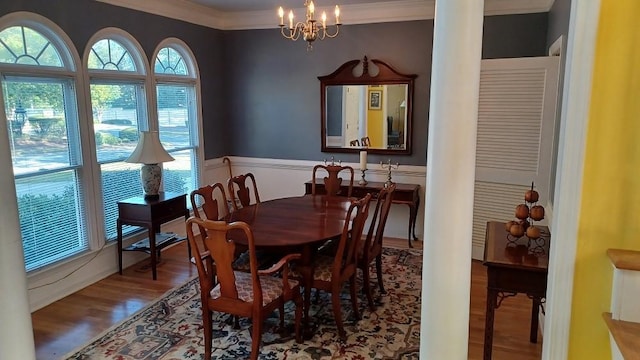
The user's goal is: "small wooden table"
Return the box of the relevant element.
[226,194,353,337]
[482,221,550,360]
[304,180,420,247]
[116,192,190,280]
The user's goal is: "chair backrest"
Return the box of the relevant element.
[311,164,354,197]
[332,193,373,278]
[190,182,229,222]
[186,217,262,304]
[349,139,360,147]
[361,136,371,147]
[227,172,261,211]
[361,183,396,261]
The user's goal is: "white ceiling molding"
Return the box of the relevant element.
[96,0,554,30]
[96,0,227,29]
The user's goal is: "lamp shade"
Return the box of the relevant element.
[125,131,174,164]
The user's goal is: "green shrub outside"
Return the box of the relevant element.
[119,127,138,142]
[28,117,63,135]
[95,132,122,146]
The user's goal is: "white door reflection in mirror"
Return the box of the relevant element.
[325,84,408,150]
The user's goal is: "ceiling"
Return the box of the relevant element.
[97,0,555,30]
[189,0,396,13]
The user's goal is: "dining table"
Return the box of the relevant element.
[224,194,356,337]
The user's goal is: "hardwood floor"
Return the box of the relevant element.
[32,238,541,359]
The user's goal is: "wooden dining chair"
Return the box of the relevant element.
[186,217,303,360]
[228,172,261,211]
[361,136,371,147]
[311,164,354,198]
[358,183,396,310]
[190,182,229,223]
[349,139,360,147]
[302,193,372,340]
[189,182,273,276]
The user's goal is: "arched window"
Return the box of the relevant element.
[0,14,87,271]
[153,39,202,199]
[85,28,150,241]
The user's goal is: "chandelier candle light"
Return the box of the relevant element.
[125,131,174,199]
[359,150,368,185]
[278,0,341,50]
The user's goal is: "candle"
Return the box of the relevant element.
[360,151,367,170]
[308,1,315,17]
[322,11,327,28]
[335,5,340,24]
[289,10,294,29]
[278,7,284,25]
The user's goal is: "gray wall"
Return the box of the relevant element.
[0,2,549,166]
[223,14,548,166]
[0,0,227,158]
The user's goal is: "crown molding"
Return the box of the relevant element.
[96,0,554,30]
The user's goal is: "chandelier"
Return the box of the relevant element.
[278,1,341,50]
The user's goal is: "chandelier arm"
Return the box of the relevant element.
[323,25,340,39]
[280,24,303,41]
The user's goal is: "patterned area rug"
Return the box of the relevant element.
[65,248,422,359]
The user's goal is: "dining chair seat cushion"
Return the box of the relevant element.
[290,255,336,282]
[210,271,299,306]
[312,255,335,282]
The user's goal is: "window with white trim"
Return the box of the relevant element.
[153,43,200,200]
[0,21,87,271]
[86,32,149,241]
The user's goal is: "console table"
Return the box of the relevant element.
[304,180,420,247]
[482,221,550,359]
[116,192,190,280]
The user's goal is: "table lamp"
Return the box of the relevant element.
[125,131,174,199]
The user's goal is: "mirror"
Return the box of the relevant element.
[320,56,417,155]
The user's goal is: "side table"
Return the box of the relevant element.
[117,192,190,280]
[482,221,550,359]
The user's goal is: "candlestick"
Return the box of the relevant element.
[359,169,368,185]
[380,159,399,187]
[359,151,367,170]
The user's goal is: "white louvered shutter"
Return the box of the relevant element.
[472,56,560,259]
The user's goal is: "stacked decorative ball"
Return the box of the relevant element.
[505,183,545,239]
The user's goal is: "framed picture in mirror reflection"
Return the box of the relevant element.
[369,90,381,110]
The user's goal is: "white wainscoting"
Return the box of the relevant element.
[26,156,425,311]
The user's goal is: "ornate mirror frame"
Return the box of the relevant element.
[319,56,417,155]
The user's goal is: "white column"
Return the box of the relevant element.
[0,116,36,358]
[420,1,484,359]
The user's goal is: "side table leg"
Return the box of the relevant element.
[484,288,498,360]
[413,193,420,240]
[149,229,157,280]
[530,297,541,343]
[117,219,123,275]
[407,203,416,248]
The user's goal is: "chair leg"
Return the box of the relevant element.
[293,294,303,343]
[349,275,360,321]
[279,302,285,331]
[376,255,386,294]
[203,308,212,360]
[332,290,347,341]
[362,266,375,311]
[304,283,312,335]
[250,318,262,360]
